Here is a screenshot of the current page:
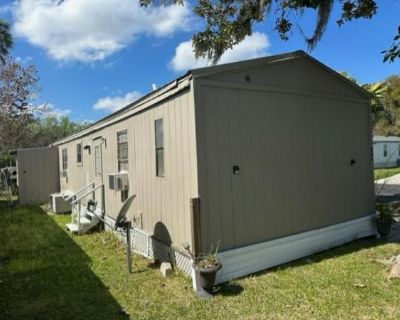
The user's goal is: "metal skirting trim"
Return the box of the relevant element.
[215,214,377,284]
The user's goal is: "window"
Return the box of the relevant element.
[155,119,164,177]
[76,143,82,164]
[117,130,128,172]
[62,148,68,171]
[384,144,388,157]
[398,144,400,156]
[94,146,102,176]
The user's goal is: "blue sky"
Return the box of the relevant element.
[1,0,399,123]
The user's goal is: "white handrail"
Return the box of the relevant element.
[72,183,104,205]
[64,182,94,202]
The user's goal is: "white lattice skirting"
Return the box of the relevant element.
[104,216,192,276]
[105,214,376,288]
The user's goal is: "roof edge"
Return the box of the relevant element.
[52,73,191,146]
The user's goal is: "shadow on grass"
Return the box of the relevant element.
[216,283,244,297]
[0,201,129,320]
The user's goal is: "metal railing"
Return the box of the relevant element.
[69,182,104,232]
[64,182,95,202]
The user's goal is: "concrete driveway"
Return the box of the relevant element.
[375,174,400,198]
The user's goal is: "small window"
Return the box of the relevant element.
[155,119,164,177]
[117,130,128,172]
[94,146,102,176]
[76,143,82,164]
[62,148,68,171]
[384,144,388,157]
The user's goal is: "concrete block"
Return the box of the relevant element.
[160,262,173,277]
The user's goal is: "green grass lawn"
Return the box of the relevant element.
[1,202,400,320]
[374,167,400,180]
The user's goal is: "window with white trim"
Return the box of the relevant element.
[117,130,128,172]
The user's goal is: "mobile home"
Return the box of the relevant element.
[53,51,376,284]
[373,135,400,168]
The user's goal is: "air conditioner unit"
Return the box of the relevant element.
[109,172,129,191]
[50,193,72,213]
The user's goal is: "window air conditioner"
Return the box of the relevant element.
[50,193,72,213]
[109,172,129,191]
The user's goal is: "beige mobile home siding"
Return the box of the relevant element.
[58,88,198,248]
[194,59,375,252]
[18,147,60,205]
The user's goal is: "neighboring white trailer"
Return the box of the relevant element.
[373,135,400,168]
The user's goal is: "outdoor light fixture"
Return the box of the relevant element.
[84,145,91,154]
[233,165,240,175]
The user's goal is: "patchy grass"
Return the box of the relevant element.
[375,167,400,180]
[1,203,400,319]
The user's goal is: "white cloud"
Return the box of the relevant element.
[13,0,191,63]
[15,56,33,64]
[93,90,143,113]
[46,104,72,118]
[169,32,270,73]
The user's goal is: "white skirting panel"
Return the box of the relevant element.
[215,214,377,284]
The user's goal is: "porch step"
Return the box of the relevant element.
[79,217,91,225]
[66,223,79,233]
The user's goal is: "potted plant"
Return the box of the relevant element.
[376,203,395,237]
[195,241,222,291]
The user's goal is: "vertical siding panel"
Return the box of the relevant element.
[176,94,185,244]
[203,88,222,249]
[240,90,257,244]
[196,87,210,251]
[164,99,173,239]
[216,88,235,248]
[55,89,196,248]
[227,89,246,247]
[181,92,191,244]
[168,98,177,242]
[187,87,198,248]
[172,96,180,243]
[148,109,157,231]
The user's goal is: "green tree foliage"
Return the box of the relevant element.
[29,116,88,148]
[0,57,87,156]
[142,1,398,64]
[340,72,400,131]
[0,58,45,154]
[383,26,400,63]
[373,75,400,135]
[0,19,12,65]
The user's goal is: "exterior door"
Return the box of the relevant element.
[92,138,104,211]
[93,138,104,185]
